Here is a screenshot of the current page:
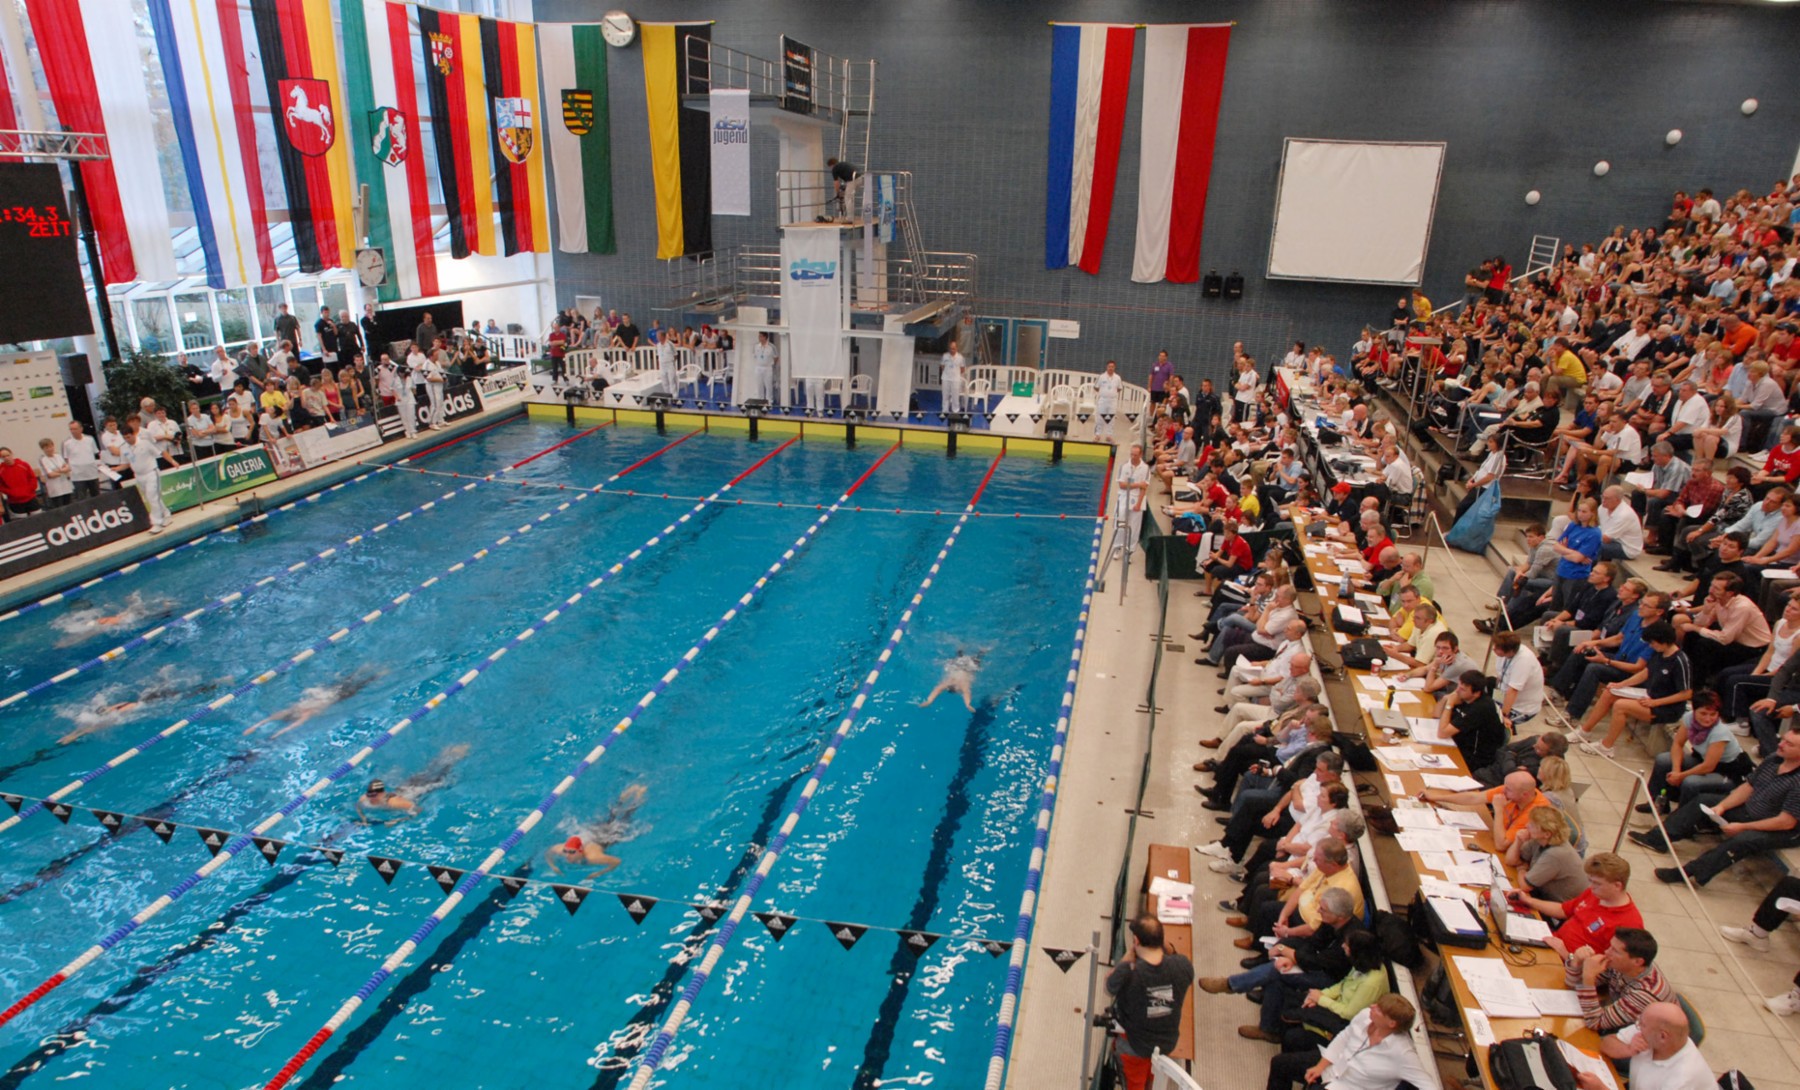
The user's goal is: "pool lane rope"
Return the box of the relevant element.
[983,518,1103,1090]
[0,466,395,625]
[598,453,1004,1090]
[0,479,483,711]
[0,432,775,1030]
[0,431,671,837]
[260,439,907,1090]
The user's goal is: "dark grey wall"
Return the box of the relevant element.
[535,0,1800,393]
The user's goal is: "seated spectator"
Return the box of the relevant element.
[1533,563,1623,671]
[1640,692,1755,814]
[1564,927,1674,1034]
[1210,585,1301,670]
[1403,630,1479,697]
[1591,1001,1715,1090]
[1597,485,1644,561]
[1504,805,1589,903]
[1377,601,1444,669]
[1491,631,1545,730]
[1222,618,1309,687]
[1195,704,1328,805]
[1574,620,1693,758]
[1278,931,1389,1054]
[1516,852,1644,957]
[1716,875,1800,1015]
[1419,769,1550,854]
[1243,824,1363,942]
[1473,730,1569,789]
[1673,571,1771,679]
[1751,426,1800,490]
[1660,467,1753,574]
[1197,880,1361,1043]
[1198,518,1254,596]
[1196,749,1345,867]
[1434,670,1508,772]
[1102,915,1195,1090]
[1628,722,1800,885]
[1741,492,1800,574]
[1714,591,1800,723]
[1373,551,1434,611]
[1264,995,1429,1090]
[1205,663,1317,749]
[1644,456,1721,555]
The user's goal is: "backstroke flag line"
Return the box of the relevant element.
[539,23,617,254]
[1131,24,1232,284]
[1044,22,1134,275]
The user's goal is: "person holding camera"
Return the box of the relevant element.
[1103,915,1194,1090]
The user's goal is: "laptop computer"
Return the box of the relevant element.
[1488,874,1553,947]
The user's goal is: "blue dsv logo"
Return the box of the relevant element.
[789,259,836,282]
[712,118,747,144]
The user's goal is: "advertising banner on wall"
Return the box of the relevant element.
[780,226,845,381]
[0,489,149,581]
[376,377,485,441]
[159,445,281,513]
[710,89,750,216]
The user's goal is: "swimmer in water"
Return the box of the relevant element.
[920,648,983,711]
[57,667,226,744]
[356,743,471,825]
[52,592,175,647]
[547,783,648,880]
[244,665,387,738]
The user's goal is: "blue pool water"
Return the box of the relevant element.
[0,418,1103,1089]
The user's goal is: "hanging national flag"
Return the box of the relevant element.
[538,22,616,254]
[145,0,278,289]
[245,0,356,273]
[479,16,551,255]
[641,21,713,259]
[341,0,439,300]
[1044,23,1135,274]
[414,5,497,257]
[22,0,176,284]
[0,47,17,131]
[1131,24,1232,284]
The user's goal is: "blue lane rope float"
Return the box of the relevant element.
[262,437,894,1090]
[983,519,1103,1090]
[0,466,395,625]
[0,480,483,711]
[609,453,1004,1090]
[0,434,787,1030]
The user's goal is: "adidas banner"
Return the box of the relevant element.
[0,489,150,582]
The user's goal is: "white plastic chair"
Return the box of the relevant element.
[677,363,707,401]
[821,377,848,413]
[965,376,992,413]
[848,374,874,408]
[1076,380,1099,416]
[1044,383,1077,420]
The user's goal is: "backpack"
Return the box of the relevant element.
[1488,1033,1578,1090]
[1370,908,1424,972]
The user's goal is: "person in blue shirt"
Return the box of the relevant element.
[1548,578,1648,700]
[1552,498,1603,608]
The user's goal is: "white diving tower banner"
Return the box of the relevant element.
[781,226,846,380]
[710,89,750,215]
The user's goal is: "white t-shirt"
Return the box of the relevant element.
[39,452,72,497]
[100,429,128,467]
[1590,369,1623,397]
[146,417,180,457]
[1115,459,1151,512]
[1670,393,1710,433]
[1383,453,1414,494]
[1614,1026,1715,1090]
[62,434,99,481]
[1095,372,1122,406]
[1234,368,1258,404]
[1603,424,1644,462]
[125,434,162,477]
[187,413,214,448]
[1599,501,1644,558]
[1497,646,1545,719]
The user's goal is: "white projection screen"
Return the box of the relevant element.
[1266,138,1447,286]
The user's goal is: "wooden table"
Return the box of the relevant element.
[1293,513,1601,1085]
[1140,843,1196,1063]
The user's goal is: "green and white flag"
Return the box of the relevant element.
[539,23,616,254]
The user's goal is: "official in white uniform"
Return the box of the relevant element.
[1115,443,1152,556]
[751,332,777,403]
[422,353,447,429]
[941,345,967,415]
[399,349,423,438]
[656,331,678,396]
[126,424,174,533]
[1095,360,1123,442]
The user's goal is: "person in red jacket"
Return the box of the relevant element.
[0,446,42,517]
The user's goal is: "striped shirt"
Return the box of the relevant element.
[1564,960,1674,1033]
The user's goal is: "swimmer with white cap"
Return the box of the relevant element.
[356,744,471,824]
[547,783,648,880]
[920,648,983,711]
[52,591,175,646]
[245,665,387,738]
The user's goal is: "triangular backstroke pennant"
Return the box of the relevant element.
[500,875,527,893]
[754,911,797,942]
[1125,413,1139,424]
[368,855,403,884]
[1101,413,1114,423]
[826,921,868,951]
[49,802,72,823]
[431,865,465,893]
[617,894,656,924]
[982,939,1013,958]
[552,883,590,915]
[1005,414,1018,423]
[0,793,21,813]
[147,819,176,843]
[899,930,941,955]
[1029,414,1043,423]
[196,827,229,854]
[253,837,285,864]
[90,809,125,831]
[693,900,726,922]
[1077,413,1091,423]
[1044,947,1086,972]
[320,847,345,867]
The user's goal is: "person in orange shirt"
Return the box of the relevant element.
[1721,314,1759,359]
[1420,769,1550,852]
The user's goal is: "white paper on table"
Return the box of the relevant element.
[1392,808,1443,828]
[1427,895,1484,934]
[1421,877,1481,904]
[1391,677,1428,691]
[1441,812,1491,831]
[1446,864,1496,886]
[1333,631,1351,646]
[1410,719,1453,746]
[1148,877,1194,898]
[1560,1042,1620,1090]
[1357,693,1422,712]
[1463,1008,1496,1049]
[1354,592,1386,608]
[1357,674,1390,692]
[1374,747,1419,770]
[1623,470,1655,490]
[1396,827,1466,852]
[1418,851,1456,872]
[1304,544,1330,555]
[1338,560,1370,574]
[1385,774,1405,795]
[1414,752,1458,769]
[1452,849,1494,867]
[1451,956,1516,983]
[1336,604,1365,626]
[1421,773,1484,791]
[1766,569,1800,584]
[1377,659,1409,673]
[1509,917,1556,944]
[1471,976,1539,1018]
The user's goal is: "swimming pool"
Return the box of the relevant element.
[0,415,1104,1090]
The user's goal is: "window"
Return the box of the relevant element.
[175,292,215,353]
[132,297,175,356]
[321,282,349,319]
[253,284,286,346]
[216,288,253,347]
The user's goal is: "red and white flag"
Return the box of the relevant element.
[1131,24,1231,284]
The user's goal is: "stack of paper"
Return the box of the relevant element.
[1452,957,1539,1018]
[1158,894,1194,925]
[1421,877,1479,904]
[1354,592,1387,609]
[1441,811,1490,831]
[1421,773,1484,791]
[1392,808,1443,828]
[1397,827,1465,852]
[1374,747,1420,770]
[1560,1042,1620,1090]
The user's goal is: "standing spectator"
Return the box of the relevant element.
[37,438,72,509]
[1103,915,1193,1090]
[0,447,42,517]
[62,421,100,500]
[273,303,301,355]
[314,305,339,370]
[545,317,570,384]
[1147,349,1172,406]
[413,311,438,355]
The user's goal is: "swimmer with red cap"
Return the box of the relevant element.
[548,783,648,879]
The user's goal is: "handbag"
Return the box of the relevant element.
[1340,637,1384,669]
[1488,1032,1578,1090]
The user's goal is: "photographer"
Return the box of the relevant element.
[1104,915,1194,1090]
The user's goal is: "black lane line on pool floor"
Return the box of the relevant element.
[0,751,259,907]
[0,828,353,1089]
[851,692,1008,1090]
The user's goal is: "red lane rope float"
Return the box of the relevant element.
[502,421,612,471]
[395,414,523,463]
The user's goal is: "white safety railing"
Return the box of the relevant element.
[485,333,538,363]
[563,346,733,389]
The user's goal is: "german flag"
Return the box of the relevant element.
[247,0,354,272]
[415,6,496,257]
[479,17,550,255]
[642,22,712,260]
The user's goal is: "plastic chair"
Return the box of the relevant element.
[1044,383,1077,420]
[677,363,706,401]
[1675,992,1705,1045]
[965,377,992,414]
[821,377,848,413]
[1076,381,1099,417]
[848,374,874,408]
